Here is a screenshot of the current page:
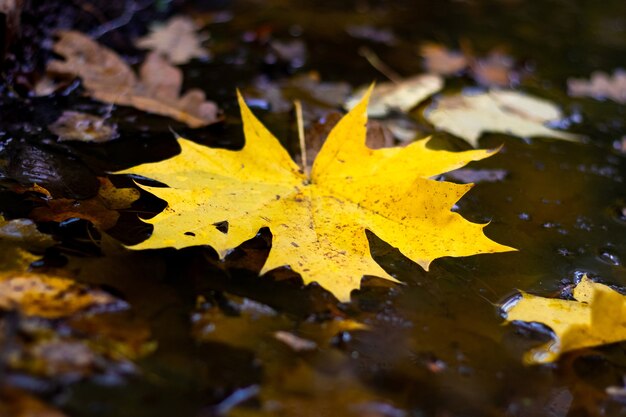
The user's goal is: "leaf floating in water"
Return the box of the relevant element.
[345,74,443,117]
[426,90,579,147]
[117,89,514,301]
[503,275,626,364]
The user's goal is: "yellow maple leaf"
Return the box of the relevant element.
[117,90,514,301]
[503,275,626,364]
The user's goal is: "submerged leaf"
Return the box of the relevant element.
[47,31,220,128]
[118,90,514,301]
[504,275,626,364]
[426,90,579,147]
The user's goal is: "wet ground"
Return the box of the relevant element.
[1,0,626,416]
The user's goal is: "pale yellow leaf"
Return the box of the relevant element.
[345,75,443,117]
[426,90,579,147]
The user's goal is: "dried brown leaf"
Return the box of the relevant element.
[135,15,210,65]
[568,70,626,104]
[420,42,468,75]
[30,177,140,230]
[48,31,220,128]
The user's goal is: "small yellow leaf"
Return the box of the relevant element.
[0,273,123,319]
[118,90,514,301]
[503,275,626,364]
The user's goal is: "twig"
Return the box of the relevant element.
[358,46,402,84]
[294,100,308,177]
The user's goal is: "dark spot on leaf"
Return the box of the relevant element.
[213,221,229,234]
[185,231,196,236]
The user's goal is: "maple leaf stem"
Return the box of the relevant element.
[294,100,309,178]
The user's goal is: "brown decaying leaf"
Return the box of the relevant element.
[420,42,467,75]
[30,177,140,230]
[135,15,210,65]
[47,31,220,128]
[0,273,124,319]
[568,70,626,104]
[420,42,518,87]
[48,111,119,143]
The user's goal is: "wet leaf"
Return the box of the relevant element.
[135,15,210,65]
[426,90,579,147]
[48,111,119,143]
[503,275,626,364]
[345,74,443,117]
[0,272,124,318]
[0,216,55,270]
[117,90,514,301]
[568,70,626,104]
[47,31,220,128]
[30,177,140,230]
[4,312,155,380]
[420,42,468,75]
[419,42,519,87]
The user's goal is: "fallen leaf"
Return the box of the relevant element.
[30,177,140,230]
[0,216,55,271]
[117,90,514,301]
[47,31,220,128]
[135,15,210,65]
[301,113,396,169]
[420,42,468,75]
[503,275,626,364]
[419,42,521,87]
[0,272,124,318]
[567,70,626,104]
[426,90,579,147]
[345,74,443,117]
[48,111,119,143]
[471,50,516,88]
